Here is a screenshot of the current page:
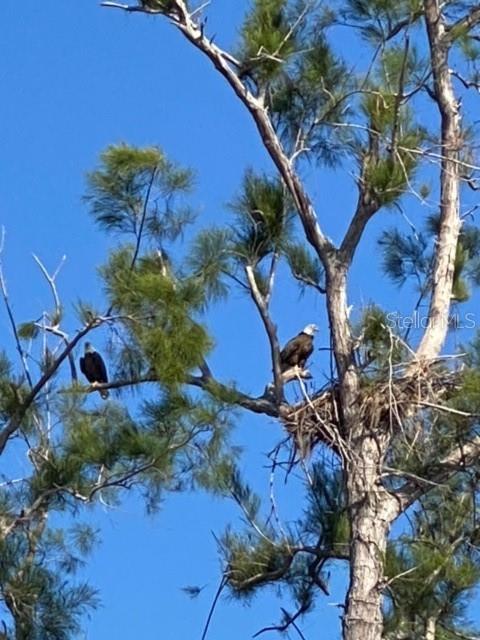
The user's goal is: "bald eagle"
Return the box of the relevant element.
[280,324,318,372]
[80,342,109,399]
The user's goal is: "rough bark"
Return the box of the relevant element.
[341,422,399,640]
[325,262,401,640]
[425,616,437,640]
[416,0,462,360]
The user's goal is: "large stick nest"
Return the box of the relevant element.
[282,364,463,458]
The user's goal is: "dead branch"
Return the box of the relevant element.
[32,254,77,382]
[445,6,480,44]
[415,0,462,360]
[245,265,283,404]
[200,574,227,640]
[105,0,336,268]
[0,320,101,455]
[101,1,162,13]
[131,167,157,269]
[0,231,34,389]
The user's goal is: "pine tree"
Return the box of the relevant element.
[2,0,480,638]
[0,146,234,638]
[97,0,480,636]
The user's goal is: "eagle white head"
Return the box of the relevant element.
[84,342,95,354]
[302,324,318,336]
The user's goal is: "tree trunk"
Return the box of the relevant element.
[324,262,399,640]
[425,616,437,640]
[342,432,398,640]
[324,257,396,640]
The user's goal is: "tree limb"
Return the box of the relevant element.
[397,433,480,510]
[0,321,99,455]
[415,0,462,360]
[445,6,480,44]
[85,372,282,418]
[107,0,336,268]
[245,265,283,405]
[101,1,162,13]
[131,167,157,269]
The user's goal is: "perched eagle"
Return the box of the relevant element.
[80,342,109,399]
[280,324,318,372]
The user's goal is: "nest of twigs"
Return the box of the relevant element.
[282,363,463,459]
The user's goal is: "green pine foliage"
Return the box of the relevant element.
[360,48,427,205]
[3,0,480,636]
[343,0,423,44]
[185,168,313,297]
[84,144,194,245]
[270,34,351,164]
[239,0,296,84]
[222,529,296,597]
[229,169,294,265]
[208,461,347,614]
[379,227,430,287]
[384,483,480,639]
[0,516,99,640]
[283,242,325,292]
[356,305,406,369]
[380,214,480,302]
[102,248,212,386]
[187,228,232,303]
[238,2,353,163]
[302,465,349,553]
[0,141,237,637]
[17,322,39,341]
[0,354,31,428]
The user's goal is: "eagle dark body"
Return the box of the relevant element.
[80,344,109,399]
[280,325,318,372]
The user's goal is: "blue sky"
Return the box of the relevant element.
[2,1,480,639]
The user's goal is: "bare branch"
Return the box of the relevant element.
[253,604,309,639]
[445,6,480,44]
[339,184,379,266]
[82,371,282,418]
[131,167,157,269]
[245,265,283,404]
[415,0,462,360]
[289,269,326,294]
[264,251,278,307]
[134,0,336,267]
[0,261,34,390]
[101,1,162,13]
[32,254,77,382]
[452,70,480,92]
[0,320,100,455]
[200,574,227,640]
[32,253,65,320]
[389,34,410,161]
[190,374,282,416]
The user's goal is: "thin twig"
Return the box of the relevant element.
[0,320,100,455]
[32,253,65,319]
[200,574,227,640]
[0,236,34,389]
[131,168,157,269]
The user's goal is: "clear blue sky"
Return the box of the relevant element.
[1,1,479,639]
